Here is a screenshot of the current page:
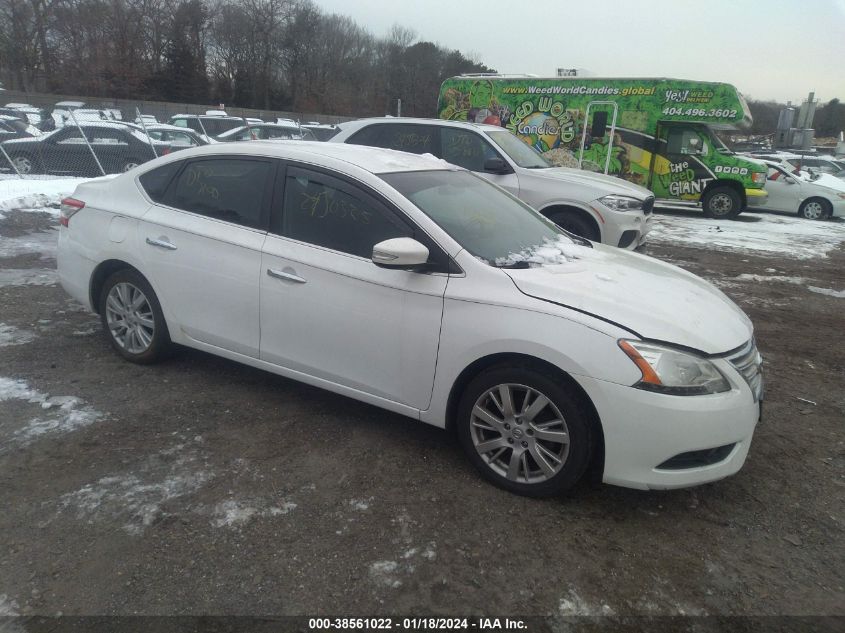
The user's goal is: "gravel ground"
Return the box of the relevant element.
[0,203,843,624]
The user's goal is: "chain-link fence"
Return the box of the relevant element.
[0,91,352,179]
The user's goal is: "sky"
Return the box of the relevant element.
[313,0,845,104]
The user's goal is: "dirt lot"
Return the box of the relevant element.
[0,202,843,624]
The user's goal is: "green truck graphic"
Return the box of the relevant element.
[438,76,768,217]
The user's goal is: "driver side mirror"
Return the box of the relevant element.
[372,238,429,269]
[483,157,511,174]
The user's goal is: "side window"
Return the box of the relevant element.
[89,129,128,145]
[56,128,84,144]
[169,132,195,147]
[440,128,499,171]
[278,167,412,258]
[347,125,388,148]
[667,128,707,155]
[139,161,183,202]
[171,118,188,128]
[382,124,437,155]
[166,158,271,229]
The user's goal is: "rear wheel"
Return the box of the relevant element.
[122,158,142,172]
[548,211,599,242]
[99,269,171,364]
[798,198,831,220]
[702,186,742,219]
[456,365,593,497]
[10,153,35,175]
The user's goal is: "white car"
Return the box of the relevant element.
[331,118,654,249]
[57,142,762,496]
[751,160,845,219]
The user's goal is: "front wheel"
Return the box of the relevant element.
[548,211,599,242]
[456,366,593,497]
[798,198,831,220]
[10,153,36,175]
[122,158,142,172]
[702,187,742,219]
[99,269,171,364]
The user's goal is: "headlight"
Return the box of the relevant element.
[598,195,643,211]
[751,171,766,185]
[618,340,731,396]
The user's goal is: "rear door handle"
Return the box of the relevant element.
[146,237,177,251]
[267,268,306,284]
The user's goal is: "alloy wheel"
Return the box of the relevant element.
[709,193,734,216]
[12,156,32,174]
[802,201,824,220]
[105,282,155,354]
[470,383,570,484]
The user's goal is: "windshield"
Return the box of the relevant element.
[486,131,550,169]
[381,170,578,266]
[705,127,732,153]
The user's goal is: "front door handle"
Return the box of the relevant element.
[267,268,306,284]
[146,237,177,251]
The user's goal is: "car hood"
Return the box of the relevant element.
[526,167,653,199]
[504,242,752,354]
[808,173,845,194]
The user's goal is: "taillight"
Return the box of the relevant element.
[59,197,85,227]
[162,147,171,155]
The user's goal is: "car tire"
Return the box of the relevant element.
[702,187,742,219]
[456,365,594,497]
[548,211,599,242]
[798,197,831,220]
[9,153,36,175]
[122,159,142,172]
[98,269,171,364]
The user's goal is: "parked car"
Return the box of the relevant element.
[216,123,315,142]
[332,118,654,248]
[141,124,209,150]
[168,114,244,140]
[302,122,340,141]
[749,160,845,219]
[2,121,169,176]
[4,103,43,126]
[0,114,39,142]
[135,114,158,126]
[57,142,762,496]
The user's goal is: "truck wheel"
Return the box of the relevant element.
[702,187,742,219]
[798,198,831,220]
[548,211,599,242]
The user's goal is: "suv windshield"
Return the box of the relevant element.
[486,131,550,169]
[381,170,578,266]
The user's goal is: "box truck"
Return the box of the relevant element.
[438,75,767,218]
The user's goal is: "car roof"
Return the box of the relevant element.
[161,140,453,174]
[340,116,503,133]
[171,113,243,120]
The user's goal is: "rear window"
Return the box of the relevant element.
[348,124,438,155]
[165,158,271,229]
[139,161,183,202]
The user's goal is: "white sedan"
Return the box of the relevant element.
[57,142,762,496]
[751,160,845,219]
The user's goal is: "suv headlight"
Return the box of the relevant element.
[598,195,644,211]
[618,340,731,395]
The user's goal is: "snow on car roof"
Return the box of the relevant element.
[162,140,454,174]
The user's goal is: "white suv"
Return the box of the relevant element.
[331,117,654,249]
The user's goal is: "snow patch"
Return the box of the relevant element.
[558,588,615,616]
[0,593,19,616]
[369,561,402,588]
[0,376,103,448]
[59,445,212,535]
[211,499,297,528]
[349,497,373,511]
[735,274,809,284]
[0,229,59,259]
[649,211,845,259]
[0,176,88,218]
[808,286,845,298]
[0,268,57,287]
[0,323,35,347]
